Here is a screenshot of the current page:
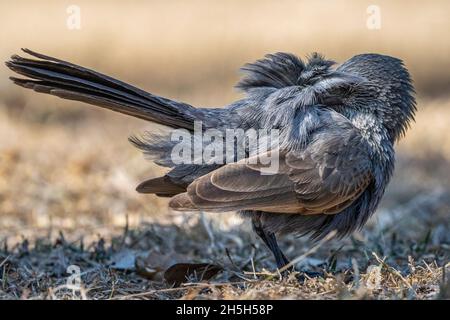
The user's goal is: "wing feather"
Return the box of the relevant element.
[169,111,373,215]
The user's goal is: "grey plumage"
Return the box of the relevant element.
[6,49,416,268]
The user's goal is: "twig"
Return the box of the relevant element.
[250,257,257,279]
[243,270,277,276]
[372,252,412,289]
[229,271,256,282]
[111,282,246,300]
[352,258,360,289]
[0,255,11,268]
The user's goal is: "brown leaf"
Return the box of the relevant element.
[164,263,223,286]
[135,257,160,280]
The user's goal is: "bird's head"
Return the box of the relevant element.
[237,52,416,142]
[336,54,417,142]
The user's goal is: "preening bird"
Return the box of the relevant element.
[6,49,416,269]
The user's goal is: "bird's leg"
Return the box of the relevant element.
[251,216,290,270]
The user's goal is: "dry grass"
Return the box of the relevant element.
[0,201,448,300]
[0,0,449,300]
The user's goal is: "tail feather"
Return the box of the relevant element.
[6,49,197,130]
[136,175,186,197]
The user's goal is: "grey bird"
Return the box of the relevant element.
[6,49,416,269]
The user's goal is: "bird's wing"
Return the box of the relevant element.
[170,112,373,215]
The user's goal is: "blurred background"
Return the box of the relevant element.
[0,0,449,243]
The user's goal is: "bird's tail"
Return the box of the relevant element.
[5,49,198,130]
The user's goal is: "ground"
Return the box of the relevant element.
[0,201,448,300]
[0,0,449,300]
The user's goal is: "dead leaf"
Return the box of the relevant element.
[135,257,160,280]
[164,263,223,286]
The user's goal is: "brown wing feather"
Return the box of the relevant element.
[136,176,186,197]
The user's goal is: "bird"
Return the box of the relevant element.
[6,49,416,270]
